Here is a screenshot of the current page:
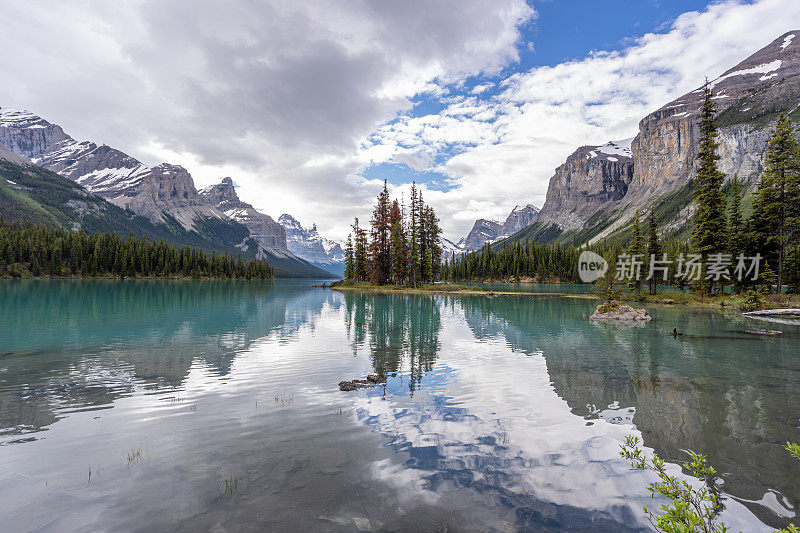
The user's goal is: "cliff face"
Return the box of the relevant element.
[628,29,800,201]
[537,141,634,231]
[199,178,288,253]
[531,30,800,243]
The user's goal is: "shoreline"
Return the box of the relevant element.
[331,281,800,311]
[331,282,597,300]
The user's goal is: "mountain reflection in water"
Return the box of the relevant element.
[0,280,796,532]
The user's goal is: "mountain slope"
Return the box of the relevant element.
[629,29,800,202]
[0,107,337,278]
[201,179,335,278]
[0,154,254,252]
[521,29,800,247]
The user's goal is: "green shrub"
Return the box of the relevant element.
[620,435,728,532]
[728,290,765,311]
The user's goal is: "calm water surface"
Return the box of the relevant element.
[1,280,799,532]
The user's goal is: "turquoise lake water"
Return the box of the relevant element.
[1,279,798,532]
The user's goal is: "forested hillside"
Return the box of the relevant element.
[0,221,273,279]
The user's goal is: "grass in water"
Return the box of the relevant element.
[222,473,239,497]
[127,449,143,465]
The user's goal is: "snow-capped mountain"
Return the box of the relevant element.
[533,29,800,245]
[278,214,345,275]
[455,204,540,252]
[199,177,289,256]
[440,237,464,260]
[0,107,225,229]
[0,106,336,278]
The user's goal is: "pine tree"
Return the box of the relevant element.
[352,218,368,282]
[627,210,645,293]
[344,233,354,281]
[409,183,421,287]
[726,177,747,291]
[368,180,392,284]
[389,200,407,284]
[422,205,442,282]
[646,209,660,295]
[691,82,727,294]
[726,177,745,255]
[417,189,429,282]
[749,113,800,294]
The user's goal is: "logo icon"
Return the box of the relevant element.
[578,250,608,283]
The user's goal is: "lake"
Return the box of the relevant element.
[1,279,798,532]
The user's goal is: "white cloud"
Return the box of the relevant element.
[366,0,800,241]
[1,0,799,242]
[0,0,534,241]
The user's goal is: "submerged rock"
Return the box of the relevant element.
[339,375,386,391]
[589,304,651,322]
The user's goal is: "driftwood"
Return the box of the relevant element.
[743,309,800,325]
[743,308,800,317]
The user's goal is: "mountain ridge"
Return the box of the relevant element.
[499,29,800,249]
[0,108,335,278]
[278,214,345,276]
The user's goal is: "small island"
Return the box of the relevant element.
[589,302,652,322]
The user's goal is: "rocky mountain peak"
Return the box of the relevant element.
[502,203,539,236]
[198,178,287,254]
[278,214,302,229]
[0,107,71,162]
[279,214,344,270]
[456,203,541,252]
[199,177,245,212]
[627,28,800,204]
[462,219,502,251]
[536,140,635,231]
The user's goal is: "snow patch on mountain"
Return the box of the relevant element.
[596,139,633,158]
[278,214,344,266]
[709,60,782,89]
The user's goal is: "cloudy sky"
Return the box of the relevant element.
[1,0,799,241]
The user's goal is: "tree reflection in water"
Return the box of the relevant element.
[343,292,441,394]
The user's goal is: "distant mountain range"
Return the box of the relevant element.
[0,108,335,278]
[445,204,540,255]
[4,30,797,273]
[278,214,345,276]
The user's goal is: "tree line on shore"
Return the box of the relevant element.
[343,181,442,286]
[445,85,800,295]
[0,220,273,279]
[442,240,584,283]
